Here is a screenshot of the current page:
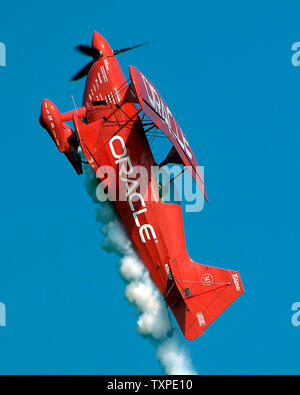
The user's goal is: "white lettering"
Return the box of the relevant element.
[129,192,146,211]
[232,273,241,291]
[141,74,193,161]
[139,224,157,243]
[109,135,127,160]
[165,264,173,280]
[109,135,158,244]
[196,312,206,327]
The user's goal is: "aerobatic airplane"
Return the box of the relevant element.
[39,31,244,340]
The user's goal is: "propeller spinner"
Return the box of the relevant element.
[71,40,152,81]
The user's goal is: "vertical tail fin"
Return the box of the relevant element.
[168,260,244,340]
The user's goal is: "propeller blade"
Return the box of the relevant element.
[75,45,101,61]
[70,60,94,81]
[70,39,153,81]
[113,41,153,56]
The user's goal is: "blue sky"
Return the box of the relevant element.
[1,0,300,374]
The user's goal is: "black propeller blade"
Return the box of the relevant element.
[70,44,102,81]
[113,41,153,56]
[75,45,102,61]
[71,60,94,81]
[71,40,153,81]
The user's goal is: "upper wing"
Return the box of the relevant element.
[129,65,208,201]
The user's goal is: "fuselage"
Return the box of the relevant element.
[78,33,188,309]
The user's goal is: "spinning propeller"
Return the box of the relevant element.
[71,41,152,81]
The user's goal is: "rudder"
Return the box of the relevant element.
[168,259,244,340]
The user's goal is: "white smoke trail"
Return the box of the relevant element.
[84,165,197,375]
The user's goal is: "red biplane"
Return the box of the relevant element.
[40,32,244,340]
